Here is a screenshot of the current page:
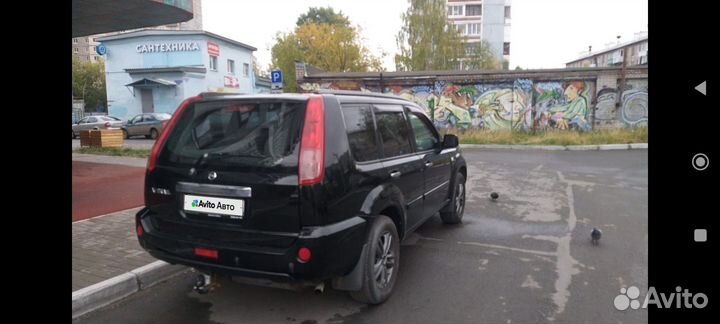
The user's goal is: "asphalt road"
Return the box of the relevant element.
[74,149,648,324]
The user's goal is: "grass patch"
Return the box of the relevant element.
[446,128,648,146]
[74,147,151,158]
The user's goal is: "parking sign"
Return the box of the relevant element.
[271,70,283,93]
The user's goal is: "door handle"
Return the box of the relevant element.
[424,161,433,167]
[389,170,402,178]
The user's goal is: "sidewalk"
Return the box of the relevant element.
[72,207,155,291]
[72,153,147,168]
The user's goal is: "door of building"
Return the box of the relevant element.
[140,89,154,113]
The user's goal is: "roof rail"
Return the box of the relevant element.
[313,89,408,101]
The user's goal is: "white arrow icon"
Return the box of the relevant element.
[695,81,706,96]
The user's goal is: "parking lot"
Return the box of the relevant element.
[73,149,647,324]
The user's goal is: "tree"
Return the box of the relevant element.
[252,55,269,78]
[462,40,501,70]
[72,56,106,112]
[395,0,465,71]
[272,8,384,92]
[296,7,350,27]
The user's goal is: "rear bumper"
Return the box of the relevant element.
[136,208,367,282]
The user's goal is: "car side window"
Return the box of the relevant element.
[131,115,142,124]
[374,106,413,158]
[79,118,88,124]
[408,112,440,151]
[341,105,380,162]
[88,117,98,123]
[146,115,157,122]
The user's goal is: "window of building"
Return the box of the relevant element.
[466,5,482,16]
[74,47,79,53]
[91,46,96,52]
[342,105,380,162]
[447,5,463,16]
[456,24,466,35]
[467,23,481,35]
[93,56,100,61]
[505,6,511,18]
[243,63,250,77]
[227,59,235,74]
[503,42,510,55]
[73,38,79,44]
[209,56,218,71]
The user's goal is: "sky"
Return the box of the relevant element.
[202,0,647,71]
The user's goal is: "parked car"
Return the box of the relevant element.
[136,91,467,304]
[121,113,172,139]
[72,115,124,139]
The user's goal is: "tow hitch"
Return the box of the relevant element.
[193,273,213,294]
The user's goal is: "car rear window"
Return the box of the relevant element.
[159,99,305,168]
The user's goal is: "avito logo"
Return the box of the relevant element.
[191,199,235,211]
[614,286,708,310]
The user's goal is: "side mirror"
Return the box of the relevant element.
[442,134,459,149]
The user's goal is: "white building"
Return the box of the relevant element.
[446,0,512,69]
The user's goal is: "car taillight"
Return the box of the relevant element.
[104,122,111,128]
[194,248,219,260]
[147,96,200,175]
[299,96,325,186]
[297,247,312,263]
[136,224,144,237]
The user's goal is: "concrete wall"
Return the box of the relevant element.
[298,67,647,131]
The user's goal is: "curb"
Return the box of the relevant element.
[460,143,647,151]
[72,261,188,319]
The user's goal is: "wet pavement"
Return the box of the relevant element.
[74,149,648,324]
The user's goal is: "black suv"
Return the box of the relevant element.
[136,90,467,304]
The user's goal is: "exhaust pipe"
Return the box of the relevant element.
[314,282,325,294]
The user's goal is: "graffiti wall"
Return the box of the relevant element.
[594,79,648,128]
[299,76,646,131]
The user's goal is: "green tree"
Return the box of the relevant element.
[296,7,350,27]
[395,0,465,71]
[72,56,106,112]
[272,8,384,92]
[462,40,501,70]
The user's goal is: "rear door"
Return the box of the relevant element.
[373,104,425,231]
[149,98,307,241]
[407,111,453,217]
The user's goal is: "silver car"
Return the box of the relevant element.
[72,115,124,139]
[121,113,172,139]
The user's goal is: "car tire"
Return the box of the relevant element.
[440,173,466,224]
[122,129,129,139]
[150,128,159,140]
[349,215,400,305]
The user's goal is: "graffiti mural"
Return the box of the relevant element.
[594,87,618,122]
[592,80,648,128]
[472,79,533,130]
[299,80,377,92]
[297,75,645,131]
[621,80,648,127]
[533,81,594,131]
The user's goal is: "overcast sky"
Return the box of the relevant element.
[203,0,647,71]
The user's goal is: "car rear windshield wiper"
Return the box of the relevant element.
[191,151,264,170]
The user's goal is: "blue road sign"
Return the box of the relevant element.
[96,44,107,55]
[271,70,283,84]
